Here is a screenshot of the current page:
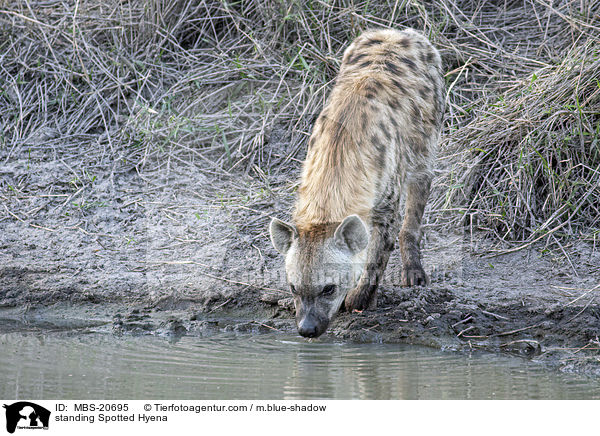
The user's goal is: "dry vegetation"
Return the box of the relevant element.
[1,0,599,252]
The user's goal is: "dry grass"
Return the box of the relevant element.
[1,0,599,249]
[437,41,600,245]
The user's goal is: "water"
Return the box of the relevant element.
[1,330,598,400]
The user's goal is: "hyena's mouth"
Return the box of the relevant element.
[297,315,330,338]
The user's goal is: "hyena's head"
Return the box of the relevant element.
[269,215,369,338]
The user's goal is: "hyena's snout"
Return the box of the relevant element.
[296,305,330,338]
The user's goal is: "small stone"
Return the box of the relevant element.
[260,292,283,304]
[277,298,294,310]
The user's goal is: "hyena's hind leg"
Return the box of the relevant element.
[399,172,431,286]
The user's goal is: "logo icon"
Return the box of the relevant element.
[3,402,50,434]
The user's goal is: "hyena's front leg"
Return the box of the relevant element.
[399,173,431,286]
[344,218,398,312]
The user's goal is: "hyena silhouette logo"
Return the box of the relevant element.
[3,402,51,434]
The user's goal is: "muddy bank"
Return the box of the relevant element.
[1,146,600,376]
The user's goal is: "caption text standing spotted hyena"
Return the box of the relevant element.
[269,28,445,338]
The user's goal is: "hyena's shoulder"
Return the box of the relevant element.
[336,28,444,123]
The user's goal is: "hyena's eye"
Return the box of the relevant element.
[289,284,298,295]
[321,285,336,296]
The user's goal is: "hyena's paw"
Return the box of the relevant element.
[401,266,428,287]
[344,287,376,312]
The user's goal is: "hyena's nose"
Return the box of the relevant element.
[298,319,319,338]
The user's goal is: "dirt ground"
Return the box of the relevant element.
[1,144,600,376]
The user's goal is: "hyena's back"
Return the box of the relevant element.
[294,28,444,227]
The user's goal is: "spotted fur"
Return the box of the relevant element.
[270,28,445,338]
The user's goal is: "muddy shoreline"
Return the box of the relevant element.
[1,276,599,377]
[2,248,600,377]
[1,147,600,376]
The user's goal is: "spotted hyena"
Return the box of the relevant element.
[269,28,444,338]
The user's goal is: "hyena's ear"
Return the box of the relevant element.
[334,215,369,254]
[269,218,298,255]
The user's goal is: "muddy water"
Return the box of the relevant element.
[1,331,599,400]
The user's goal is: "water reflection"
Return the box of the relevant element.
[0,332,598,400]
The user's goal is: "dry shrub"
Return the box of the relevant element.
[0,0,599,247]
[440,42,600,243]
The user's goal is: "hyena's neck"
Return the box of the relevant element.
[293,169,375,227]
[293,98,382,228]
[293,179,373,227]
